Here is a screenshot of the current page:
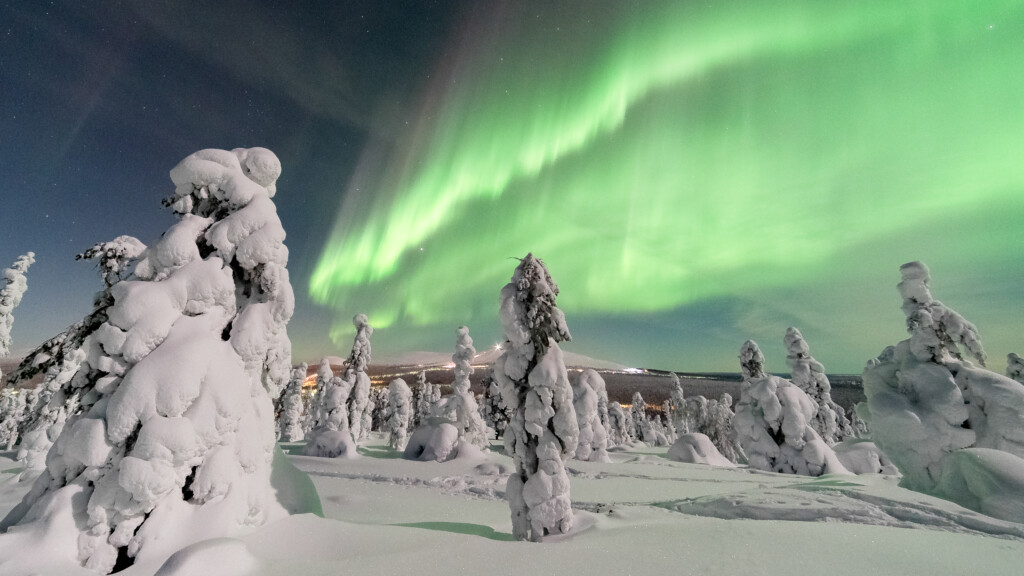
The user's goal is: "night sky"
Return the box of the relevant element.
[2,1,1022,374]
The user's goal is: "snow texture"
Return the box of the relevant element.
[573,369,610,462]
[733,340,849,477]
[0,147,294,574]
[784,327,852,444]
[388,378,413,450]
[666,433,737,467]
[278,364,307,442]
[861,262,1024,519]
[494,254,579,541]
[0,252,35,383]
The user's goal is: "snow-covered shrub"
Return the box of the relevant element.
[784,327,852,444]
[494,254,579,541]
[667,433,736,467]
[860,262,1024,519]
[1008,353,1024,385]
[630,391,648,444]
[572,369,609,462]
[0,147,295,573]
[75,236,146,288]
[0,252,35,383]
[387,378,412,450]
[669,373,686,434]
[733,340,848,476]
[606,401,631,447]
[403,420,461,462]
[441,326,488,449]
[278,364,307,442]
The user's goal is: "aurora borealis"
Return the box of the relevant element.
[310,1,1024,371]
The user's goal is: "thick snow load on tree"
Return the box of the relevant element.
[734,341,849,477]
[388,378,413,450]
[481,373,511,439]
[706,393,741,463]
[669,373,686,434]
[494,254,578,542]
[310,357,333,430]
[442,326,488,450]
[833,439,899,475]
[76,236,146,288]
[572,369,609,462]
[344,314,373,443]
[278,364,307,443]
[0,252,35,382]
[1007,353,1024,385]
[0,147,294,574]
[630,392,648,444]
[667,433,737,467]
[784,327,852,444]
[0,390,25,450]
[17,348,87,478]
[306,313,371,457]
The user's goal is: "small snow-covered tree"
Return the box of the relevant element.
[683,395,709,437]
[311,357,333,428]
[860,262,1024,515]
[305,370,353,458]
[0,252,35,384]
[412,370,428,426]
[706,393,741,463]
[0,147,295,573]
[630,391,648,444]
[494,254,578,542]
[606,401,631,446]
[669,373,686,434]
[371,386,389,432]
[573,369,609,462]
[75,236,145,288]
[344,314,373,443]
[733,340,847,476]
[1008,353,1024,385]
[784,327,852,444]
[481,370,511,439]
[387,378,413,450]
[442,326,488,449]
[661,400,677,443]
[278,364,307,442]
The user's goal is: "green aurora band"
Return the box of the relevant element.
[312,1,1024,371]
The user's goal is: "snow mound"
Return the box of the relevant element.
[404,420,460,462]
[666,433,737,467]
[834,439,900,475]
[304,429,358,459]
[154,538,259,576]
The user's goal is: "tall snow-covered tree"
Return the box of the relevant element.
[311,357,333,429]
[443,326,488,449]
[706,393,741,463]
[733,340,847,476]
[669,373,686,434]
[0,147,295,573]
[387,378,413,450]
[1008,353,1024,385]
[630,391,648,444]
[860,262,1024,517]
[278,364,307,442]
[413,370,431,426]
[344,314,373,443]
[0,252,35,384]
[784,327,852,444]
[494,254,579,542]
[573,369,609,462]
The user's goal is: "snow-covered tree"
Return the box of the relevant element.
[412,370,428,426]
[784,327,852,444]
[733,340,847,476]
[706,393,741,463]
[606,401,631,446]
[442,326,488,449]
[661,400,677,444]
[0,147,295,573]
[345,314,373,443]
[630,391,648,444]
[15,348,87,478]
[573,369,609,462]
[1008,353,1024,385]
[683,395,709,438]
[494,254,579,542]
[0,252,35,384]
[75,236,145,288]
[481,370,511,439]
[311,357,333,429]
[0,389,25,450]
[669,373,686,434]
[305,371,353,458]
[278,364,307,442]
[387,378,413,450]
[860,262,1024,516]
[371,386,389,432]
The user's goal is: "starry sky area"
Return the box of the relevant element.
[2,1,1023,374]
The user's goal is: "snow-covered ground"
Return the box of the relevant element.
[1,436,1023,575]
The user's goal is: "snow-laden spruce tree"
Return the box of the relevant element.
[0,252,35,383]
[0,147,294,573]
[412,370,428,426]
[684,395,709,437]
[344,314,373,443]
[606,401,631,446]
[661,400,677,443]
[784,327,852,444]
[481,371,511,439]
[278,364,307,442]
[75,237,146,288]
[733,340,848,476]
[859,262,1024,519]
[0,389,25,450]
[310,357,333,429]
[630,391,648,444]
[371,386,389,432]
[706,393,741,463]
[442,326,488,449]
[387,378,413,450]
[1008,353,1024,385]
[494,254,579,542]
[16,348,87,478]
[305,371,354,458]
[669,373,686,434]
[573,369,609,462]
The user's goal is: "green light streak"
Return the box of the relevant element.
[312,0,1024,361]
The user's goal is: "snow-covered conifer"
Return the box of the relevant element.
[0,252,35,384]
[661,400,677,444]
[344,314,373,443]
[442,326,488,449]
[311,357,333,428]
[733,340,847,476]
[860,262,1024,510]
[0,147,295,572]
[573,370,609,462]
[371,386,389,432]
[278,364,307,442]
[784,327,852,444]
[15,348,87,478]
[1008,353,1024,385]
[412,371,428,426]
[630,391,648,444]
[606,401,631,446]
[0,389,25,450]
[387,378,413,450]
[706,393,741,463]
[494,254,578,541]
[669,373,686,434]
[75,236,145,288]
[683,395,709,437]
[481,371,511,439]
[305,371,353,458]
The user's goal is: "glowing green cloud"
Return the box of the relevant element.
[312,0,1024,369]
